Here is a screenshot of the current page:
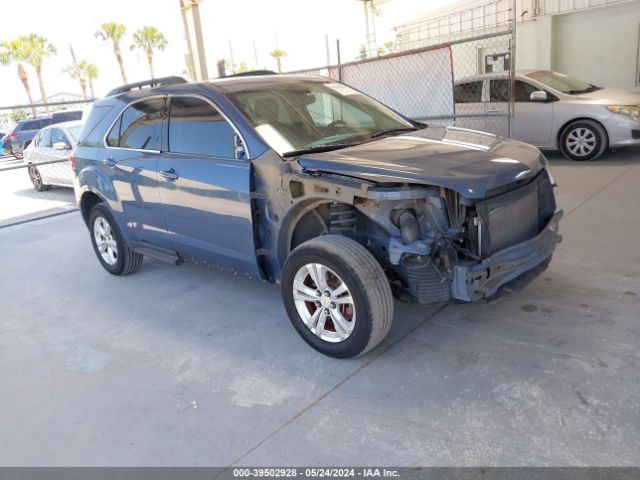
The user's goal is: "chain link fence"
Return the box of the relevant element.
[287,0,515,136]
[0,99,93,228]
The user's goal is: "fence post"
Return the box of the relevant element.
[336,39,342,82]
[508,0,517,138]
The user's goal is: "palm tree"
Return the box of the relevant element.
[270,49,287,73]
[95,22,127,84]
[130,26,167,79]
[0,38,37,116]
[64,64,87,100]
[25,34,57,114]
[80,61,98,98]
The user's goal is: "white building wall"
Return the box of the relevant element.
[515,16,553,70]
[551,1,640,88]
[395,0,640,89]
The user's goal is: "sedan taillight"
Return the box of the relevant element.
[69,148,77,170]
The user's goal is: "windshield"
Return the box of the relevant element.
[67,125,83,143]
[526,70,601,94]
[226,80,413,155]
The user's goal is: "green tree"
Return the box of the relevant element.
[11,108,28,121]
[270,49,287,73]
[130,26,167,79]
[0,38,37,116]
[95,22,128,84]
[230,61,256,75]
[383,40,395,54]
[64,64,87,100]
[357,44,368,61]
[25,34,57,114]
[80,61,98,98]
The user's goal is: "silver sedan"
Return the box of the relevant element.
[23,120,82,191]
[454,70,640,160]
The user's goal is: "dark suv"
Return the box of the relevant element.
[9,117,53,158]
[74,75,562,358]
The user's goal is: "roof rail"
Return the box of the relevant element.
[105,76,188,97]
[224,70,278,78]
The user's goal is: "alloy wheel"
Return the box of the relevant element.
[29,167,42,189]
[292,263,356,343]
[93,216,118,266]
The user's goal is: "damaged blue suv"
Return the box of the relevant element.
[73,74,562,358]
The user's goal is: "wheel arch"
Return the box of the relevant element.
[79,189,107,227]
[557,116,609,150]
[275,198,365,273]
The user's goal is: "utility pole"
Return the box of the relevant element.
[252,41,259,69]
[180,0,208,80]
[325,34,331,66]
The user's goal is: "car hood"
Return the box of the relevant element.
[296,127,546,199]
[573,87,640,105]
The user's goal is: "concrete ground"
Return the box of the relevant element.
[1,149,639,466]
[0,156,76,228]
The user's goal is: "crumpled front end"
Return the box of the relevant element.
[358,167,562,304]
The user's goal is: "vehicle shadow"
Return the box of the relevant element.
[10,186,75,203]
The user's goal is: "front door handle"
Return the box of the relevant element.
[102,157,116,168]
[160,168,179,181]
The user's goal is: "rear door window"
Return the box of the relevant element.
[168,96,235,158]
[107,98,164,150]
[489,80,509,102]
[454,81,483,103]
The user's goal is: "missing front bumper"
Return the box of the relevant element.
[451,210,563,302]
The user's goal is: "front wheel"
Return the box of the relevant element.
[28,166,50,191]
[559,120,607,161]
[281,235,394,358]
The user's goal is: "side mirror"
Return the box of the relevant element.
[530,90,548,102]
[52,142,70,151]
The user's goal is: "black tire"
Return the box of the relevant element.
[559,120,607,161]
[88,203,143,276]
[28,166,50,192]
[281,235,394,358]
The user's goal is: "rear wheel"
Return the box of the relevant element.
[281,235,394,358]
[89,203,143,276]
[559,120,607,161]
[28,166,50,192]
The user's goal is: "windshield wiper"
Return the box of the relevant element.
[565,85,602,95]
[282,143,357,158]
[371,126,419,138]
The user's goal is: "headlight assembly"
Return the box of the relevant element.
[606,105,640,118]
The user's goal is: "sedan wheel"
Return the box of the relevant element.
[28,166,50,192]
[560,120,607,161]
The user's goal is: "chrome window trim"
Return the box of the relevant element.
[102,95,166,153]
[166,92,251,160]
[101,93,251,159]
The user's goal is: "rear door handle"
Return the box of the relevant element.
[160,168,179,181]
[102,157,116,168]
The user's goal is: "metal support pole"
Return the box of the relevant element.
[180,0,209,80]
[508,0,516,138]
[336,39,342,82]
